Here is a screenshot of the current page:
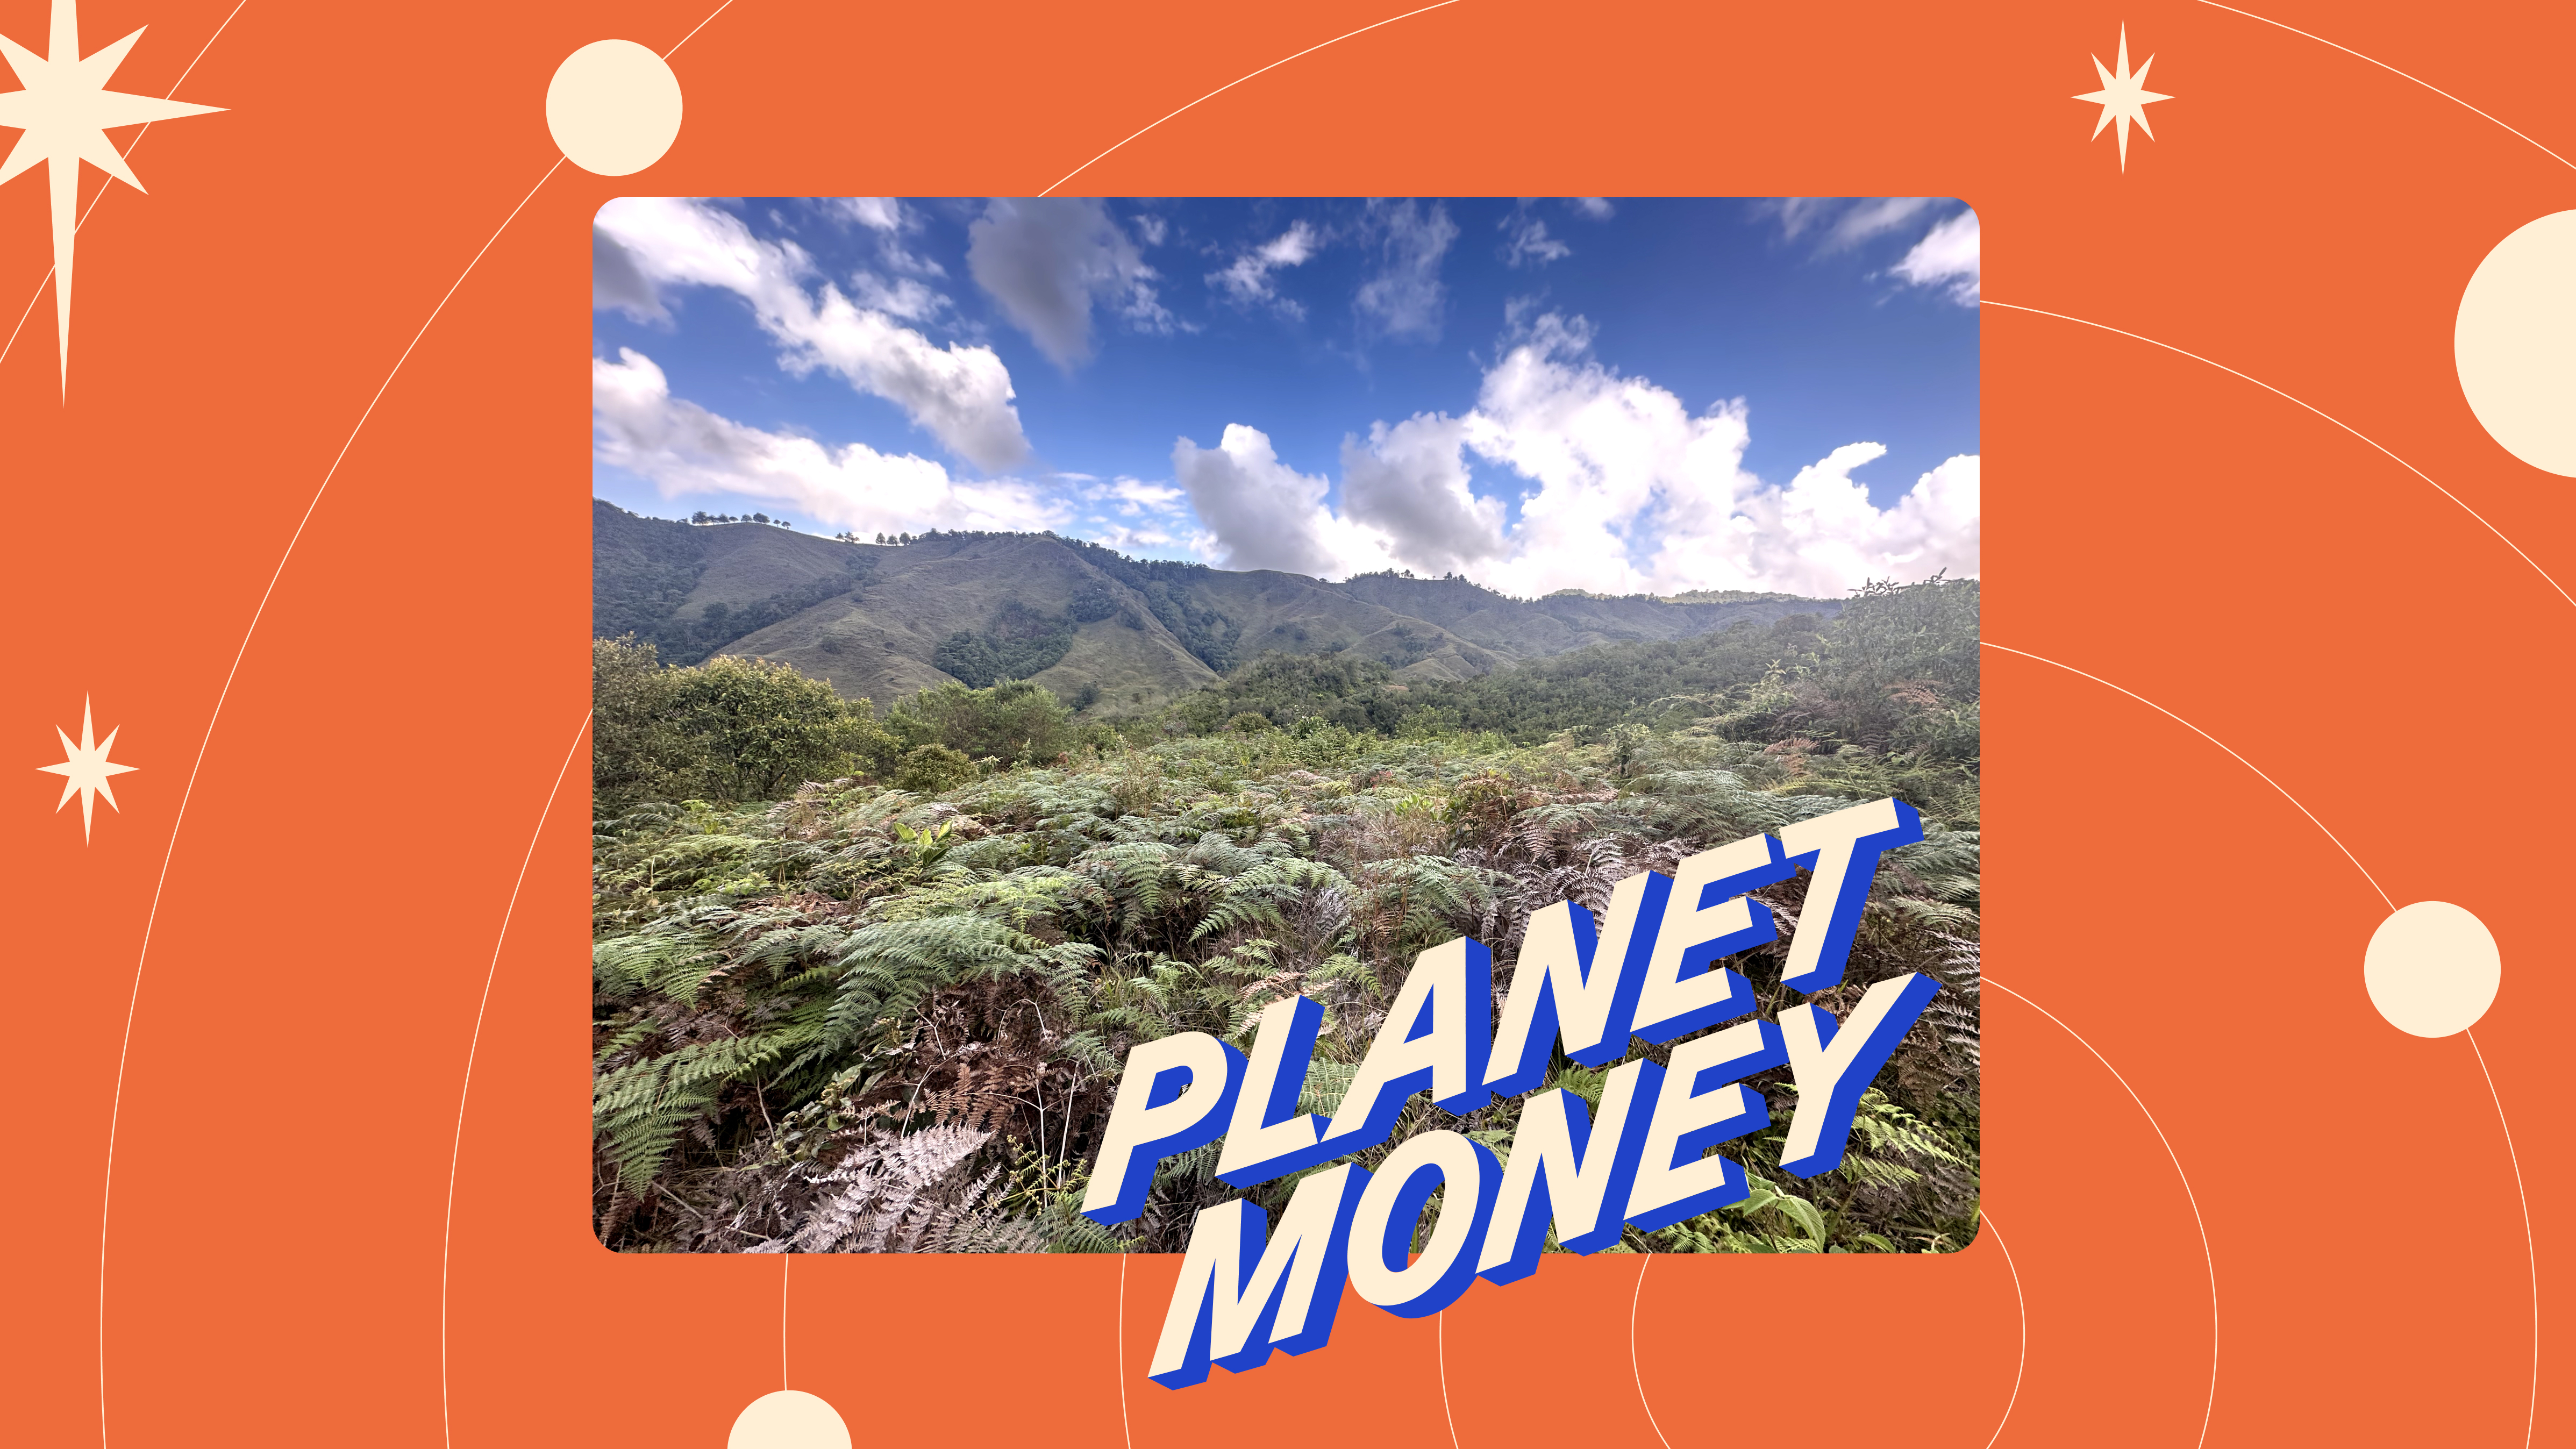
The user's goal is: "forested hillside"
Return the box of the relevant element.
[592,501,1842,711]
[591,571,1979,1257]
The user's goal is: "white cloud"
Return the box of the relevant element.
[1171,311,1978,596]
[1340,414,1507,574]
[1354,198,1458,342]
[1568,197,1614,221]
[593,197,1029,470]
[593,349,1068,534]
[1500,213,1570,268]
[1892,209,1980,304]
[966,197,1173,366]
[1090,476,1184,515]
[1210,222,1319,317]
[1172,425,1397,577]
[1088,523,1182,553]
[849,272,948,322]
[830,195,946,278]
[1765,196,1942,252]
[836,196,902,231]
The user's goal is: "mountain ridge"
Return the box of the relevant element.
[593,499,1844,709]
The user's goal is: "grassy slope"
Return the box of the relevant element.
[595,502,1845,707]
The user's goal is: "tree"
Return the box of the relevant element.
[673,655,892,800]
[891,679,1076,763]
[594,639,900,806]
[892,743,976,794]
[593,635,697,806]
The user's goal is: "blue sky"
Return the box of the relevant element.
[591,197,1979,598]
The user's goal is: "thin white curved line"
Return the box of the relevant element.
[0,0,246,373]
[665,0,736,58]
[97,148,566,1449]
[439,711,588,1449]
[1628,1254,1675,1449]
[1981,642,2394,911]
[1038,1,1464,195]
[1981,300,2576,616]
[2466,1030,2537,1449]
[1979,1209,2028,1449]
[780,1254,791,1390]
[1988,979,2217,1449]
[1117,1253,1132,1449]
[2196,2,2573,172]
[1437,1311,1461,1449]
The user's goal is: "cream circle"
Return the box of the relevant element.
[727,1390,852,1449]
[2363,901,2501,1038]
[545,39,682,177]
[2456,210,2576,476]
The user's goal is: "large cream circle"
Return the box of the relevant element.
[727,1390,851,1449]
[545,40,683,177]
[2363,901,2501,1038]
[2456,210,2576,476]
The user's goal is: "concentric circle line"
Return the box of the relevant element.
[1981,299,2576,617]
[1037,0,1464,196]
[1629,1254,1676,1449]
[96,147,566,1449]
[1988,641,2539,1446]
[439,710,588,1449]
[2466,1029,2538,1449]
[2196,2,2574,172]
[1117,1253,1133,1449]
[1979,1209,2028,1449]
[1982,641,2393,911]
[1988,979,2217,1449]
[664,0,736,58]
[1437,1311,1461,1449]
[0,0,246,375]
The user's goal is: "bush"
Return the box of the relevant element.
[893,743,976,795]
[592,637,895,806]
[891,680,1077,763]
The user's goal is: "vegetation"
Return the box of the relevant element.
[594,501,1851,715]
[593,575,1980,1257]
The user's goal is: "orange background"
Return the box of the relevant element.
[5,0,2565,1443]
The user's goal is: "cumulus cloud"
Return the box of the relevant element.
[966,197,1174,366]
[1340,414,1507,574]
[593,349,1067,534]
[1354,198,1458,342]
[1171,311,1978,596]
[1892,209,1980,304]
[593,197,1030,470]
[1173,425,1397,577]
[1210,222,1319,316]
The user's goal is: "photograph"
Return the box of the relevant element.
[587,195,1983,1257]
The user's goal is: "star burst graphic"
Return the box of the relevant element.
[0,0,224,397]
[38,695,137,843]
[2074,24,2173,172]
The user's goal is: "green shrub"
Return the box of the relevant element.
[893,743,976,795]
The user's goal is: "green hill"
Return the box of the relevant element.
[593,500,1843,710]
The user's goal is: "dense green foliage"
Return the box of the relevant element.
[932,594,1119,688]
[593,576,1980,1257]
[594,638,895,807]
